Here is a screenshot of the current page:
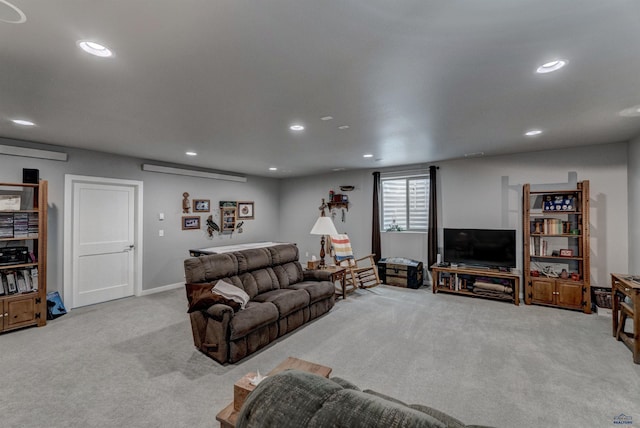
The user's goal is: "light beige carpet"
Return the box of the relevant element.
[1,285,638,427]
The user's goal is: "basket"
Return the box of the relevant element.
[593,288,612,309]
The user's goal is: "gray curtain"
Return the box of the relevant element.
[427,166,438,269]
[372,171,381,263]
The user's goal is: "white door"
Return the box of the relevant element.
[64,176,143,309]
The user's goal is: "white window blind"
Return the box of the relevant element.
[381,174,429,231]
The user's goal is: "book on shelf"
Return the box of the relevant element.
[28,212,38,237]
[19,269,33,291]
[30,267,38,291]
[5,272,17,294]
[0,213,14,238]
[16,273,27,292]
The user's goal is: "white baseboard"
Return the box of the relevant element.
[138,282,183,296]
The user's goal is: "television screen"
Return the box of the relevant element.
[443,228,516,268]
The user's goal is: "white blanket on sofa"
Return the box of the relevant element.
[212,280,250,309]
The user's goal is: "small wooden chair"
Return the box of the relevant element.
[330,234,381,289]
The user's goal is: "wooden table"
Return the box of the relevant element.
[611,273,640,364]
[322,265,348,299]
[216,357,332,428]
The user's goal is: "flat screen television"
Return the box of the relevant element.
[443,228,516,269]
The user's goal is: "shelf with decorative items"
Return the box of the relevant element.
[0,180,48,332]
[219,201,238,234]
[327,190,349,211]
[523,181,590,313]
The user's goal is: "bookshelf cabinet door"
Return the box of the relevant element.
[557,281,583,309]
[5,295,36,330]
[531,279,555,305]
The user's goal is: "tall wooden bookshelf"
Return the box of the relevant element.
[0,180,48,332]
[523,180,590,313]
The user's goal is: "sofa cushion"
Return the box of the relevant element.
[252,289,310,317]
[268,244,299,264]
[236,248,272,273]
[288,281,335,304]
[330,377,361,391]
[273,262,304,287]
[185,282,241,313]
[361,390,469,427]
[308,389,446,428]
[237,370,343,428]
[184,253,238,283]
[229,301,279,340]
[250,268,280,294]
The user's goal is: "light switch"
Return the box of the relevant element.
[159,229,164,237]
[159,212,165,221]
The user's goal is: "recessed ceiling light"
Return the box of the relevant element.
[77,40,113,58]
[11,119,35,126]
[0,0,27,24]
[619,105,640,117]
[321,116,333,121]
[269,167,278,171]
[536,60,567,74]
[289,124,304,131]
[338,125,350,130]
[363,154,373,158]
[525,129,543,136]
[185,151,197,156]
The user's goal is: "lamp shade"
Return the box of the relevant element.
[310,216,338,236]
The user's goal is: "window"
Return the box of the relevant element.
[381,175,429,232]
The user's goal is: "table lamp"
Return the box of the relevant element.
[309,215,338,268]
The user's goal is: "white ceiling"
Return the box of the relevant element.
[2,1,640,178]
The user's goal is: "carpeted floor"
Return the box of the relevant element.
[1,285,639,427]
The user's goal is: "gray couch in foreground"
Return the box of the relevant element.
[183,244,335,364]
[237,370,495,428]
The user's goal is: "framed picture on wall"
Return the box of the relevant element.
[182,216,201,230]
[193,199,210,212]
[237,201,254,219]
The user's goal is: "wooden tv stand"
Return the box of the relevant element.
[431,265,520,305]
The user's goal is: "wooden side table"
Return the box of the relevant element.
[611,273,640,364]
[322,265,348,299]
[216,357,332,427]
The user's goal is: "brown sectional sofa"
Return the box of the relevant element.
[184,244,335,364]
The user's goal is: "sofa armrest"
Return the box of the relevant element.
[303,269,333,281]
[205,303,235,321]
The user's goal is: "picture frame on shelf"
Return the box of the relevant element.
[237,201,254,219]
[559,249,574,257]
[193,199,210,212]
[182,216,201,230]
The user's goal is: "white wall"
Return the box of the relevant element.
[0,139,281,295]
[629,136,640,273]
[280,142,629,287]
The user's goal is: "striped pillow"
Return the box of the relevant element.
[331,234,354,262]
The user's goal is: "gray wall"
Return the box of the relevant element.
[278,169,429,266]
[0,138,281,295]
[629,136,640,273]
[280,142,629,287]
[439,143,628,287]
[1,138,631,299]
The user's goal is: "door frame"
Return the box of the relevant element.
[63,174,144,310]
